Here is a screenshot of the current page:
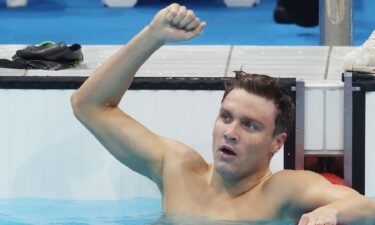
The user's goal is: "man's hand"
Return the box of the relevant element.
[148,3,206,43]
[298,206,338,225]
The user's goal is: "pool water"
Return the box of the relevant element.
[8,196,375,225]
[0,198,161,225]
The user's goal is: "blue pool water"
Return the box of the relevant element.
[0,198,161,225]
[0,198,296,225]
[2,197,375,224]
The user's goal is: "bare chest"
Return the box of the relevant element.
[162,176,280,220]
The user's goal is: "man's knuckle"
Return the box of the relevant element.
[187,10,195,18]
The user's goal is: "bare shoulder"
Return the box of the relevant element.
[269,169,328,185]
[261,170,301,199]
[264,170,330,196]
[162,137,209,175]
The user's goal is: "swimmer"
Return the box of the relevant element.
[344,30,375,74]
[71,4,375,224]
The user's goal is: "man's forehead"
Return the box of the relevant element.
[221,89,278,122]
[223,89,276,107]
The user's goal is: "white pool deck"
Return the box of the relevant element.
[0,45,355,81]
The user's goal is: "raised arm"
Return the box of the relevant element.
[71,4,206,185]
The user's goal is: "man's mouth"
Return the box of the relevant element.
[219,145,237,156]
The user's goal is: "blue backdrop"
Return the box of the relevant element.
[0,0,373,45]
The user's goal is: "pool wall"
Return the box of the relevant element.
[0,89,285,200]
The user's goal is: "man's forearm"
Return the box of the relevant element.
[331,194,375,224]
[72,26,163,110]
[72,3,205,116]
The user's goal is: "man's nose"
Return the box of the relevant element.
[224,125,239,143]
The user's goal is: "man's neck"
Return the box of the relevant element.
[209,167,272,198]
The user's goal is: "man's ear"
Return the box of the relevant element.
[270,132,287,155]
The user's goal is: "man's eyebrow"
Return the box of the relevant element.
[219,108,230,113]
[220,107,265,127]
[240,115,265,129]
[241,116,259,123]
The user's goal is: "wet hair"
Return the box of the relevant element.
[222,71,295,136]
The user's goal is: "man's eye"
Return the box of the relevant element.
[220,113,231,122]
[243,121,260,131]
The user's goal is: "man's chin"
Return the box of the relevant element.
[214,162,238,178]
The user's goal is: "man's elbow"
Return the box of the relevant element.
[70,91,89,120]
[70,91,114,124]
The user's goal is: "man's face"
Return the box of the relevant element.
[212,88,286,180]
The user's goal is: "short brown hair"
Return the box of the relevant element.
[222,71,295,136]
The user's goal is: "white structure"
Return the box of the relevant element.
[103,0,137,7]
[223,0,259,7]
[6,0,27,7]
